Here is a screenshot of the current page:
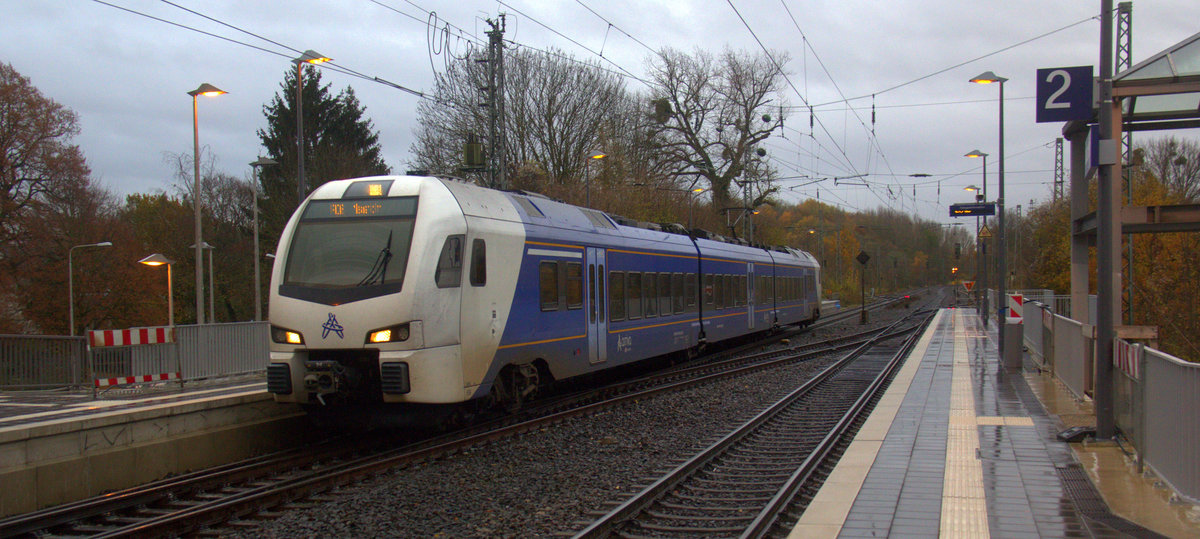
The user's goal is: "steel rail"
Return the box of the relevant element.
[571,308,931,538]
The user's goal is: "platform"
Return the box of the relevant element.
[792,308,1197,538]
[0,376,303,517]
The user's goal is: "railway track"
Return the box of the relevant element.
[571,308,934,538]
[0,295,935,538]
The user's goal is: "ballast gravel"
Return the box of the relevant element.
[240,305,914,538]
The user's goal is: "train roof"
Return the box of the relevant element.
[303,175,817,267]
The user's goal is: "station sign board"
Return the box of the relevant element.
[950,202,996,217]
[1036,65,1093,123]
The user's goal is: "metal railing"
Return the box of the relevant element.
[92,322,269,386]
[1011,298,1200,503]
[3,322,269,391]
[0,335,89,389]
[1116,342,1200,502]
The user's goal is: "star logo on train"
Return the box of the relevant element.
[321,313,345,339]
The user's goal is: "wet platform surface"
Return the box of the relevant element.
[793,308,1197,538]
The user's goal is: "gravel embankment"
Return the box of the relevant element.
[241,304,919,538]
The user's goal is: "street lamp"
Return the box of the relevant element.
[249,157,278,321]
[68,241,112,336]
[187,83,226,325]
[964,152,990,324]
[971,71,1008,351]
[294,50,332,203]
[585,151,606,207]
[139,254,175,327]
[191,242,215,324]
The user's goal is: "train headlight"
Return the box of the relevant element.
[271,326,305,345]
[367,323,410,344]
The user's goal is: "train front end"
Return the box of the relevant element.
[266,176,470,410]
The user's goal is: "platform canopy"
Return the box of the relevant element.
[1113,31,1200,129]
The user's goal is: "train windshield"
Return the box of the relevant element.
[279,197,418,305]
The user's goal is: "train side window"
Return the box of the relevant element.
[598,264,605,320]
[672,273,684,314]
[609,271,625,322]
[539,261,559,311]
[737,275,746,306]
[704,274,715,306]
[589,264,596,323]
[566,262,583,310]
[469,239,486,286]
[722,274,731,308]
[685,273,697,311]
[627,272,643,320]
[644,273,657,318]
[434,235,464,288]
[658,273,671,316]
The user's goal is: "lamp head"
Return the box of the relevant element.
[139,253,173,267]
[188,83,226,97]
[964,149,988,158]
[969,71,1007,84]
[589,152,607,160]
[250,157,279,168]
[296,50,332,65]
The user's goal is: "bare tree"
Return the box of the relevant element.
[647,47,788,218]
[1138,136,1200,202]
[411,47,642,190]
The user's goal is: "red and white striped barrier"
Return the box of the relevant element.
[89,326,174,348]
[94,371,181,388]
[1115,339,1140,380]
[1006,294,1024,323]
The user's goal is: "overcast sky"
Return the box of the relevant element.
[6,0,1198,224]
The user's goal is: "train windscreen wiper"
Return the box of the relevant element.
[357,231,393,286]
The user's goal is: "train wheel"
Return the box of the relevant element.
[494,364,540,414]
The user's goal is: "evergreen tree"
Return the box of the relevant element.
[256,68,390,253]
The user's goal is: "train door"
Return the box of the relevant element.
[746,262,755,329]
[586,248,608,365]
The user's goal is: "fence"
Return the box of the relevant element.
[3,322,268,391]
[1014,299,1200,503]
[91,322,269,386]
[1116,342,1200,502]
[0,335,89,389]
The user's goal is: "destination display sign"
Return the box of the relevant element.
[950,202,996,217]
[303,197,417,220]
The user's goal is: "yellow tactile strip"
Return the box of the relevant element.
[939,309,990,538]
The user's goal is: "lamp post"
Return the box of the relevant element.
[294,50,332,203]
[191,242,215,323]
[249,157,278,322]
[584,151,606,207]
[965,149,989,325]
[68,241,112,336]
[139,254,175,327]
[971,71,1008,354]
[187,83,226,325]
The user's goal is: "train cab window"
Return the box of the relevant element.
[566,262,583,310]
[628,273,643,320]
[644,273,657,318]
[539,262,559,311]
[685,273,697,312]
[609,271,625,322]
[469,239,486,286]
[658,273,671,316]
[434,235,464,288]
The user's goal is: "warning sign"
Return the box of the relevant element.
[962,281,975,292]
[978,225,993,239]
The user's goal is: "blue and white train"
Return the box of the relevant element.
[266,175,820,418]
